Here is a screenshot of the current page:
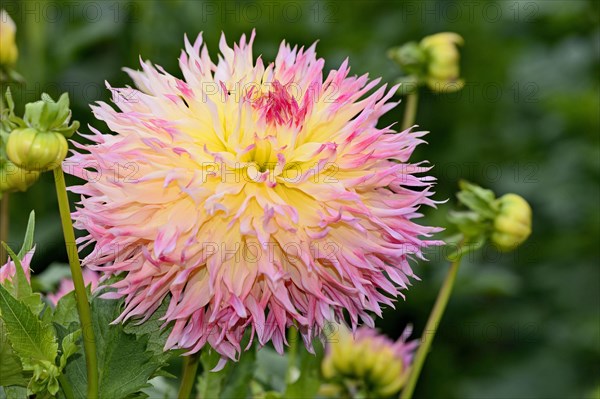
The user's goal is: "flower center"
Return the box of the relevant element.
[252,80,300,126]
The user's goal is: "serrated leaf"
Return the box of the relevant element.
[283,342,323,399]
[123,297,174,363]
[18,293,44,316]
[17,212,35,259]
[0,284,58,370]
[52,291,79,326]
[0,320,31,387]
[59,329,81,370]
[92,298,164,399]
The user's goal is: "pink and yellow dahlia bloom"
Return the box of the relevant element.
[47,268,100,305]
[67,31,441,360]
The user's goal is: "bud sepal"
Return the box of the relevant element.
[448,180,532,256]
[388,31,464,94]
[4,92,78,171]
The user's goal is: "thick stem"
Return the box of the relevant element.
[400,255,463,399]
[178,353,200,399]
[401,91,419,131]
[0,194,8,264]
[286,326,299,385]
[58,373,75,399]
[53,167,98,399]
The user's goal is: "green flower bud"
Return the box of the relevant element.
[449,181,533,257]
[0,159,39,193]
[491,194,532,251]
[388,32,464,94]
[0,10,18,66]
[420,32,464,93]
[22,93,79,136]
[6,127,68,171]
[4,92,78,171]
[321,325,416,398]
[29,360,60,395]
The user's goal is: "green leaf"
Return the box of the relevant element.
[123,297,175,363]
[59,335,87,399]
[92,298,165,399]
[59,329,82,370]
[0,320,31,387]
[17,211,35,259]
[196,349,226,399]
[0,284,58,369]
[60,296,169,399]
[52,291,79,326]
[1,386,28,399]
[283,342,324,399]
[254,347,288,392]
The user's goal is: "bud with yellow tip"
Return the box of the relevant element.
[0,10,18,66]
[491,194,532,251]
[449,180,533,257]
[320,325,417,398]
[420,32,464,93]
[388,31,464,94]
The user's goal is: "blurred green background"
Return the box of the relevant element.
[2,0,599,398]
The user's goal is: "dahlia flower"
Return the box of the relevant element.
[0,248,34,284]
[321,325,417,397]
[67,31,440,361]
[47,268,100,305]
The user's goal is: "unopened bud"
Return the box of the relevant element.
[5,92,78,171]
[321,325,417,397]
[6,127,68,171]
[0,159,40,193]
[0,10,18,66]
[449,181,533,257]
[420,32,464,93]
[491,194,532,251]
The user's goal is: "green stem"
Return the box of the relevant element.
[401,91,419,131]
[400,255,463,399]
[178,353,200,399]
[58,373,75,399]
[53,167,98,399]
[0,194,8,264]
[286,326,299,385]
